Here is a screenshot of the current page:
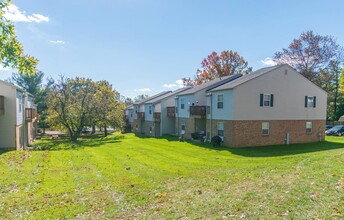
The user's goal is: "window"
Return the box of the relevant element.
[18,96,22,113]
[263,95,270,106]
[306,122,312,133]
[149,106,152,114]
[217,95,223,109]
[181,119,186,131]
[305,96,316,108]
[181,98,185,109]
[206,106,210,114]
[260,94,274,107]
[217,122,224,138]
[262,122,269,135]
[130,112,133,118]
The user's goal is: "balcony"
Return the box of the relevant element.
[0,95,4,115]
[25,108,37,122]
[190,106,206,116]
[167,107,175,117]
[154,112,161,122]
[137,112,145,120]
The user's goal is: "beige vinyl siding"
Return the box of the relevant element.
[233,65,327,120]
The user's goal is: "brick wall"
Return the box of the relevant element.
[207,119,325,147]
[206,119,234,146]
[132,120,145,134]
[231,120,325,147]
[176,117,194,139]
[144,121,154,137]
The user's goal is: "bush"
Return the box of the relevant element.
[211,136,222,147]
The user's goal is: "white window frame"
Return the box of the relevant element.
[262,122,269,135]
[263,94,271,107]
[306,121,312,133]
[307,97,314,107]
[217,95,223,109]
[217,122,224,140]
[181,119,186,132]
[181,98,185,110]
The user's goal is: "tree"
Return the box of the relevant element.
[11,71,52,133]
[0,0,38,74]
[93,80,124,137]
[273,30,343,83]
[317,61,342,120]
[48,77,96,141]
[337,68,344,119]
[124,97,133,106]
[183,50,251,86]
[134,94,149,102]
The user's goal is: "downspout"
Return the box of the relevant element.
[209,93,212,142]
[207,93,213,142]
[175,96,179,136]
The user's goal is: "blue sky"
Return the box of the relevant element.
[1,0,344,98]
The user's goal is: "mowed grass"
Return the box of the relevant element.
[0,133,343,219]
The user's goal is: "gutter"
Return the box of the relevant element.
[206,92,212,142]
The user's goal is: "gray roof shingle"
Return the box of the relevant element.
[177,73,243,96]
[134,91,172,105]
[145,87,192,104]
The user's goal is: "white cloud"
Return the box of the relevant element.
[261,57,277,66]
[163,83,177,88]
[0,64,11,72]
[3,4,49,23]
[176,79,184,87]
[49,40,66,45]
[163,79,184,89]
[134,88,151,92]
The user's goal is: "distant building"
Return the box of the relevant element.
[0,80,37,150]
[131,64,327,147]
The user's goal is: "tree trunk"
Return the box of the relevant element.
[71,135,78,142]
[104,126,108,137]
[91,125,96,134]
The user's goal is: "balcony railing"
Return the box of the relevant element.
[190,106,206,116]
[137,112,145,120]
[167,107,175,117]
[0,96,4,115]
[154,112,161,121]
[25,108,37,122]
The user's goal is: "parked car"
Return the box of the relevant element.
[325,125,333,130]
[325,125,344,136]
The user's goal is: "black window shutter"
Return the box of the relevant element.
[270,94,274,107]
[313,96,316,108]
[305,96,308,108]
[260,94,263,107]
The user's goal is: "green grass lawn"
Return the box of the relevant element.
[0,133,343,219]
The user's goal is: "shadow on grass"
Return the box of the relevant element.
[32,134,125,151]
[0,149,9,155]
[134,133,344,157]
